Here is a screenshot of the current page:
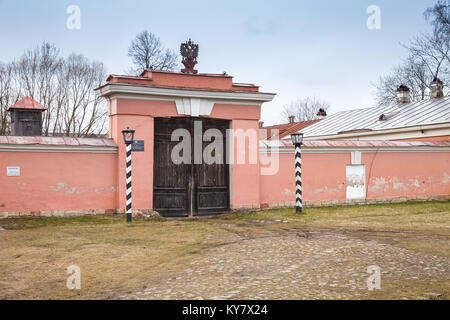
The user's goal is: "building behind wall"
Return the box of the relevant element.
[7,97,47,136]
[298,81,450,141]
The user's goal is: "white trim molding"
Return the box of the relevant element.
[260,146,450,154]
[175,98,214,116]
[95,83,276,114]
[351,151,362,164]
[0,144,118,153]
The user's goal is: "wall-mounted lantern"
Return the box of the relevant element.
[122,127,135,145]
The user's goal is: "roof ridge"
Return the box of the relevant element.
[7,96,47,111]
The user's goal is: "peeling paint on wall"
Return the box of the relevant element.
[283,188,295,197]
[443,173,450,184]
[48,183,117,195]
[392,177,407,192]
[313,184,344,194]
[94,187,106,194]
[407,178,421,189]
[367,174,449,196]
[368,177,388,194]
[67,186,79,195]
[48,182,83,195]
[49,182,66,192]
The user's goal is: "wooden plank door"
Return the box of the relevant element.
[193,118,230,216]
[153,117,230,217]
[153,117,192,217]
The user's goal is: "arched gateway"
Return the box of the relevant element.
[95,69,275,217]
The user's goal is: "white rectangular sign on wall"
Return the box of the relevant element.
[346,165,366,200]
[6,167,20,177]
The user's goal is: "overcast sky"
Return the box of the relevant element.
[0,0,437,125]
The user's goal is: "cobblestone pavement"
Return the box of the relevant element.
[122,225,449,300]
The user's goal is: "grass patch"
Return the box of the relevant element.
[225,201,450,232]
[0,215,123,230]
[0,201,448,299]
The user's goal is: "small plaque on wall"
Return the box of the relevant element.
[132,140,144,152]
[7,167,20,177]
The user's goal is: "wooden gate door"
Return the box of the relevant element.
[153,117,230,217]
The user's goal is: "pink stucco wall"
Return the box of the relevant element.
[1,146,449,215]
[1,69,448,216]
[260,153,347,205]
[259,151,450,206]
[364,152,450,199]
[0,151,117,213]
[231,119,260,208]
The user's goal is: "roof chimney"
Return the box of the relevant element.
[430,78,444,99]
[7,97,47,136]
[396,85,410,105]
[317,108,327,119]
[259,121,264,128]
[288,115,295,123]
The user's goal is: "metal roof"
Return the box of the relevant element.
[260,120,321,140]
[7,97,47,111]
[299,96,450,138]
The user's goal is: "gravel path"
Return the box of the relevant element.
[122,226,449,300]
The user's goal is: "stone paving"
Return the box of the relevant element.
[122,226,449,300]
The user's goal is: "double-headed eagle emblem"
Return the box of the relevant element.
[180,39,199,74]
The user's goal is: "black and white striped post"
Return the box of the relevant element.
[290,133,304,213]
[122,127,135,223]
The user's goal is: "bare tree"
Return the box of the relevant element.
[425,0,450,43]
[59,54,107,136]
[406,33,449,78]
[128,31,178,74]
[0,42,108,137]
[14,42,63,134]
[281,96,330,122]
[374,2,450,107]
[0,62,20,135]
[374,58,433,106]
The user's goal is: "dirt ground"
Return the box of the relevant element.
[0,201,449,300]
